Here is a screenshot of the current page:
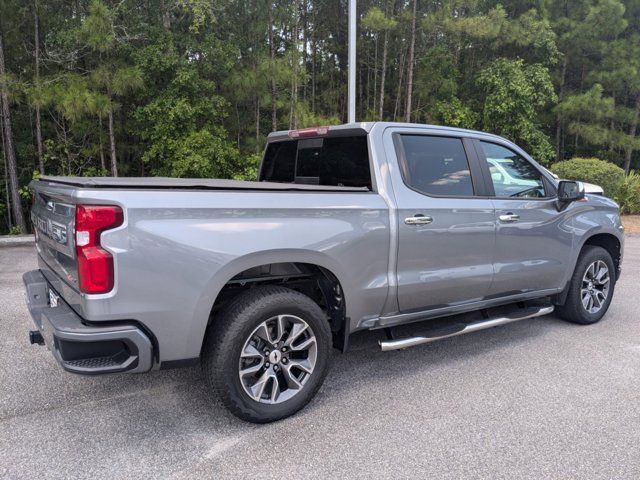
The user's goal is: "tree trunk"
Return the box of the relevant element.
[379,29,389,120]
[555,56,567,162]
[394,42,406,121]
[358,54,364,118]
[623,94,640,174]
[366,40,371,114]
[609,96,616,153]
[311,3,316,115]
[0,29,27,233]
[98,117,106,171]
[373,34,378,115]
[404,0,417,123]
[268,7,277,132]
[290,0,300,129]
[161,0,171,29]
[108,105,118,177]
[34,0,44,175]
[301,0,308,104]
[1,114,13,228]
[255,95,260,154]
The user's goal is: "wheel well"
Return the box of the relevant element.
[582,233,621,279]
[208,263,348,351]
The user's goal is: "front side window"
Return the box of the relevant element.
[480,142,546,198]
[398,135,474,197]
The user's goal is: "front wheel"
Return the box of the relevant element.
[557,246,616,325]
[202,286,332,423]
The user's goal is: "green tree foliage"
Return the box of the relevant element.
[135,45,239,178]
[478,59,557,164]
[2,0,640,233]
[551,157,626,196]
[615,171,640,214]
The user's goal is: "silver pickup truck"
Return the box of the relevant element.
[23,122,624,422]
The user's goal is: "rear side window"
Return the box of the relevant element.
[260,136,371,189]
[398,135,474,197]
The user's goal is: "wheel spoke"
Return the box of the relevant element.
[239,361,263,378]
[269,376,281,402]
[581,291,591,310]
[591,292,601,309]
[288,359,314,374]
[241,344,263,359]
[289,336,316,352]
[250,369,274,401]
[281,363,302,390]
[595,265,608,283]
[284,322,308,348]
[274,315,287,343]
[254,323,272,344]
[586,263,595,280]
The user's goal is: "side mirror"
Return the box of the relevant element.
[557,180,585,203]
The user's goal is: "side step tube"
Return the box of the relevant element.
[379,306,554,352]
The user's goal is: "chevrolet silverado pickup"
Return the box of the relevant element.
[23,122,624,422]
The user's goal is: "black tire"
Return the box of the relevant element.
[202,285,332,423]
[556,245,616,325]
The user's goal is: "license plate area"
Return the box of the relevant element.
[48,288,59,308]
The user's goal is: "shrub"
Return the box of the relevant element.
[550,157,625,197]
[615,171,640,215]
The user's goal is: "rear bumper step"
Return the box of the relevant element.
[22,270,153,375]
[379,305,554,352]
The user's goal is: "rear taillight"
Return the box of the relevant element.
[75,205,123,294]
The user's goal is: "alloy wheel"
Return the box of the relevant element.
[581,260,610,314]
[238,314,317,404]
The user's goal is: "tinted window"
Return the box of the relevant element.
[480,142,546,198]
[398,135,474,196]
[260,136,371,189]
[260,141,297,182]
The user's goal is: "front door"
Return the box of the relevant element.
[474,140,573,296]
[391,133,496,312]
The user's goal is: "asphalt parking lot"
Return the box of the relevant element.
[1,238,640,480]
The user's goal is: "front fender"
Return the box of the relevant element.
[561,198,624,288]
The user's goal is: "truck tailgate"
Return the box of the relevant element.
[30,184,79,291]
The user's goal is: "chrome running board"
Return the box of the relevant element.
[379,305,554,352]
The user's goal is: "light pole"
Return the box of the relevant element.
[348,0,356,124]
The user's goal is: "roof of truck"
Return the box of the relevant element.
[266,122,506,143]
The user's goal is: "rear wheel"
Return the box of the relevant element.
[557,246,616,325]
[202,286,332,423]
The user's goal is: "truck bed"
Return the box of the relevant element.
[39,176,369,192]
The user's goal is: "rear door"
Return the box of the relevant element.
[474,139,573,295]
[389,131,496,312]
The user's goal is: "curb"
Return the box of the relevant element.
[0,235,35,247]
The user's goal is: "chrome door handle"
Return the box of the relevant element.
[499,213,520,223]
[405,215,433,225]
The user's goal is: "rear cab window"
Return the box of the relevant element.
[260,135,372,190]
